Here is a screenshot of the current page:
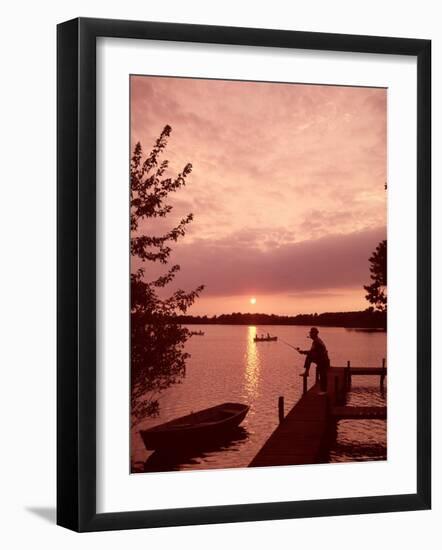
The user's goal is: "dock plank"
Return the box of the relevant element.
[332,406,387,420]
[249,385,329,467]
[349,367,386,375]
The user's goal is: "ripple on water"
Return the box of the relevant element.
[329,381,387,463]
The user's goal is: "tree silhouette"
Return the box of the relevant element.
[131,125,203,424]
[364,239,387,312]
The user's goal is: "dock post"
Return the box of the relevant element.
[334,376,340,404]
[278,396,284,423]
[380,358,386,390]
[303,374,308,395]
[346,360,351,390]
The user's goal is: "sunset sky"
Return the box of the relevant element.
[131,76,387,315]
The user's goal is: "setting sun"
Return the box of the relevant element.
[250,297,257,305]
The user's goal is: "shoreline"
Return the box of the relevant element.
[178,322,386,331]
[172,309,387,331]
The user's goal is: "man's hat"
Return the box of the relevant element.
[309,327,319,335]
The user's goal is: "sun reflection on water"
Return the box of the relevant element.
[244,326,261,400]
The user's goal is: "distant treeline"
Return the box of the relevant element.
[174,309,387,329]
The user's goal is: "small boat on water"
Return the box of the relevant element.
[254,335,278,342]
[140,402,249,450]
[190,330,205,336]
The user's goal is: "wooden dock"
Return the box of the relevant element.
[249,364,386,468]
[249,384,329,467]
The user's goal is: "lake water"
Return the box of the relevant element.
[131,325,386,473]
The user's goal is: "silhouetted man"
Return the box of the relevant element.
[296,327,330,395]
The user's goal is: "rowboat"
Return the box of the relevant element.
[140,402,249,450]
[254,336,278,342]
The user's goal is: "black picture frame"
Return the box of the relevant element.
[57,17,431,532]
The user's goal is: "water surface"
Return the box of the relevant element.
[131,325,386,472]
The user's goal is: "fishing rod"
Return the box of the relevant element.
[279,338,300,352]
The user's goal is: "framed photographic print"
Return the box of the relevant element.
[57,18,431,532]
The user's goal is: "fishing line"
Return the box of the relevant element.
[279,338,299,351]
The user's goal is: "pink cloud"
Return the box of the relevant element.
[131,76,386,314]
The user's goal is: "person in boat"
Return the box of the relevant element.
[296,327,330,394]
